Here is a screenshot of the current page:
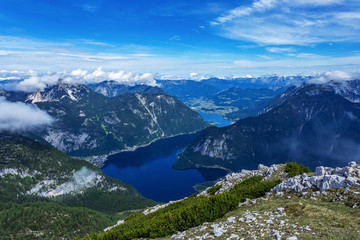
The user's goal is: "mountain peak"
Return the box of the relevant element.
[26,81,90,103]
[87,81,165,97]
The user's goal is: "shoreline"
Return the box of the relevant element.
[79,129,204,168]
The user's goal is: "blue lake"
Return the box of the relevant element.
[102,112,231,203]
[102,133,227,202]
[197,112,232,127]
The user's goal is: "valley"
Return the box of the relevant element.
[1,77,360,240]
[157,78,290,122]
[102,108,234,203]
[102,133,227,203]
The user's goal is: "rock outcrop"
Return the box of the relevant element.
[271,161,360,193]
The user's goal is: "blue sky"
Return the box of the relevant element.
[0,0,360,77]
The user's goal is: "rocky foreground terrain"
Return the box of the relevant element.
[138,161,360,240]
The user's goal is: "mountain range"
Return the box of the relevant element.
[157,78,286,121]
[175,80,360,172]
[87,80,165,97]
[0,80,208,160]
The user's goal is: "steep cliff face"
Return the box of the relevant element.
[176,81,360,171]
[1,81,209,157]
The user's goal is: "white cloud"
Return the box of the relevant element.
[16,75,60,92]
[190,72,198,78]
[287,53,326,59]
[233,55,360,74]
[211,0,360,45]
[71,69,88,77]
[1,35,360,77]
[212,0,278,24]
[82,4,97,13]
[0,68,158,92]
[80,39,115,47]
[0,97,54,132]
[266,47,296,53]
[169,35,181,41]
[73,68,157,86]
[309,71,360,84]
[257,55,272,60]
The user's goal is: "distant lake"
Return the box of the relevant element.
[102,112,231,203]
[102,133,228,202]
[197,112,232,127]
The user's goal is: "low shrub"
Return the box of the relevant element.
[285,162,311,177]
[207,184,221,195]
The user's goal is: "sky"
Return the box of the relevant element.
[0,0,360,77]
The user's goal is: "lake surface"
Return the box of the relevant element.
[102,133,227,202]
[102,112,231,203]
[197,112,232,127]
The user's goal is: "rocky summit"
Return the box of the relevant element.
[272,161,360,194]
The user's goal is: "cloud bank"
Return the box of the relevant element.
[70,68,156,86]
[0,68,157,92]
[0,97,54,132]
[309,71,360,84]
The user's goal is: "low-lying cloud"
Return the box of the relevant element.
[0,68,157,92]
[70,68,156,86]
[309,71,360,84]
[0,97,54,132]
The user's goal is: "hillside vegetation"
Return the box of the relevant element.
[80,176,280,239]
[0,133,155,239]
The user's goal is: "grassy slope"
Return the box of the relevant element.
[159,191,360,239]
[80,176,280,239]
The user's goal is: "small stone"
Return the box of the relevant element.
[276,207,285,212]
[258,164,267,170]
[227,217,236,223]
[213,225,226,237]
[226,234,239,240]
[315,166,326,176]
[348,161,357,167]
[276,191,284,197]
[344,166,354,176]
[300,226,312,231]
[286,237,298,240]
